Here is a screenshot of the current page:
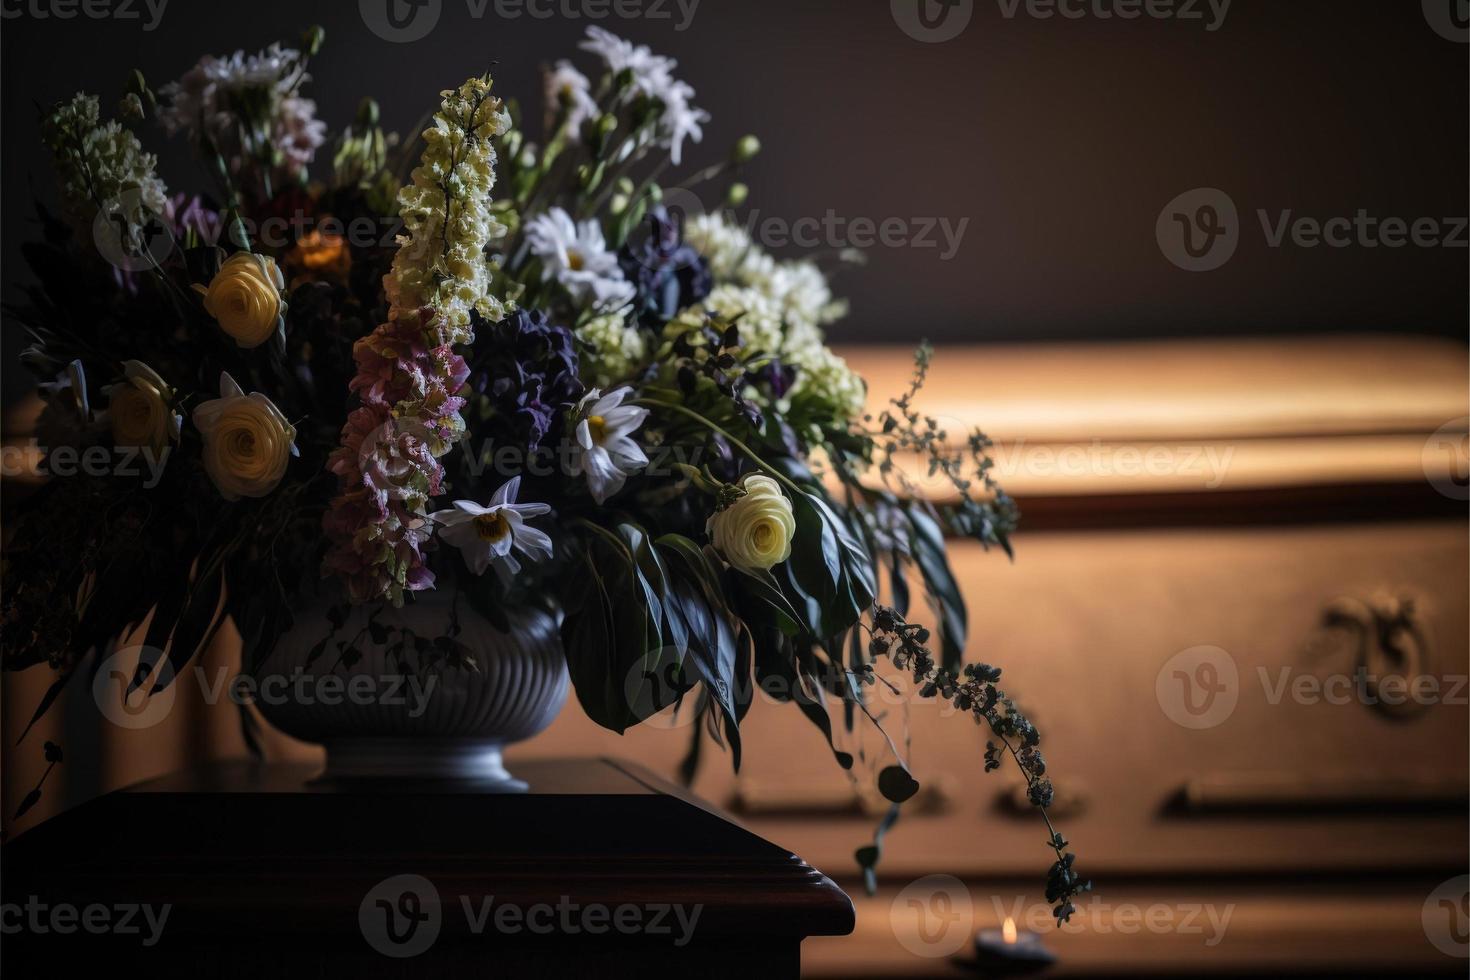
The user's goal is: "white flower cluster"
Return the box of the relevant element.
[576,312,648,388]
[579,26,708,165]
[387,74,513,345]
[685,212,848,329]
[157,44,326,181]
[681,214,864,419]
[42,93,169,226]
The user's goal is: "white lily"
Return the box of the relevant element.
[429,477,554,579]
[568,387,649,505]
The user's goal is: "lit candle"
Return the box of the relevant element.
[973,916,1057,976]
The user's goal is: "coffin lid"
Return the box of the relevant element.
[837,334,1468,503]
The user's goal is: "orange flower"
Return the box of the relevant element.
[287,228,350,283]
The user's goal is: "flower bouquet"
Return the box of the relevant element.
[2,26,1087,918]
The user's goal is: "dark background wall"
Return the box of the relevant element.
[2,0,1466,403]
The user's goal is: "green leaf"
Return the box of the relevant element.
[757,639,854,770]
[562,547,632,732]
[657,535,740,721]
[787,484,877,638]
[562,534,687,733]
[732,565,805,636]
[906,503,968,673]
[878,764,921,804]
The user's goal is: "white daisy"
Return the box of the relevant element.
[524,207,636,311]
[579,26,676,82]
[429,477,554,579]
[545,59,598,137]
[157,44,323,180]
[568,387,649,505]
[577,27,707,165]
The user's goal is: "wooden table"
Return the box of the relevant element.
[1,758,854,977]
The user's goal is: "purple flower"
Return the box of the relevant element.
[618,206,712,328]
[470,309,585,451]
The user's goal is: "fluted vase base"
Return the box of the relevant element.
[254,593,569,790]
[320,738,527,790]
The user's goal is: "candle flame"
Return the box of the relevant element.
[1002,917,1018,944]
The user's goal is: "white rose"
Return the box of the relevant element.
[709,474,796,571]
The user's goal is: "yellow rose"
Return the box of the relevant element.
[106,360,178,454]
[194,252,287,349]
[709,474,796,572]
[192,372,297,500]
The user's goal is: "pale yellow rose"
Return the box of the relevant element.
[709,474,796,572]
[105,360,179,454]
[192,372,297,500]
[194,252,287,348]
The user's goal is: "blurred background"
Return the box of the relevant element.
[2,0,1467,385]
[2,1,1467,977]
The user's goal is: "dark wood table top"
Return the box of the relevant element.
[2,757,854,976]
